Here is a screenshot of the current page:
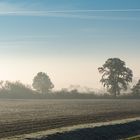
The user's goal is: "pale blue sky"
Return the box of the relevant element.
[0,0,140,90]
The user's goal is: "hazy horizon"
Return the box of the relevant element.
[0,0,140,90]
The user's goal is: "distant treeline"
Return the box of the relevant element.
[0,58,140,99]
[0,80,139,99]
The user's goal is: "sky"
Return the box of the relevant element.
[0,0,140,90]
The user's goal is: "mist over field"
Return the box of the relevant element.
[0,0,140,139]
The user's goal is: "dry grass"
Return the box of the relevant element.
[124,135,140,140]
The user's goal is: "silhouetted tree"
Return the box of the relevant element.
[98,58,133,97]
[132,80,140,96]
[32,72,54,94]
[0,81,4,89]
[5,81,31,91]
[2,81,33,97]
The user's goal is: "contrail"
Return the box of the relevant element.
[0,9,139,20]
[0,8,140,15]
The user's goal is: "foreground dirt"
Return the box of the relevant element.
[0,99,139,138]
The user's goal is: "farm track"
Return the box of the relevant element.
[0,110,140,138]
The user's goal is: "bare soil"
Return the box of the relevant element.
[0,99,139,138]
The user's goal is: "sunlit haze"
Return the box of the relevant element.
[0,0,140,90]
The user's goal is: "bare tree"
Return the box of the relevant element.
[132,79,140,96]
